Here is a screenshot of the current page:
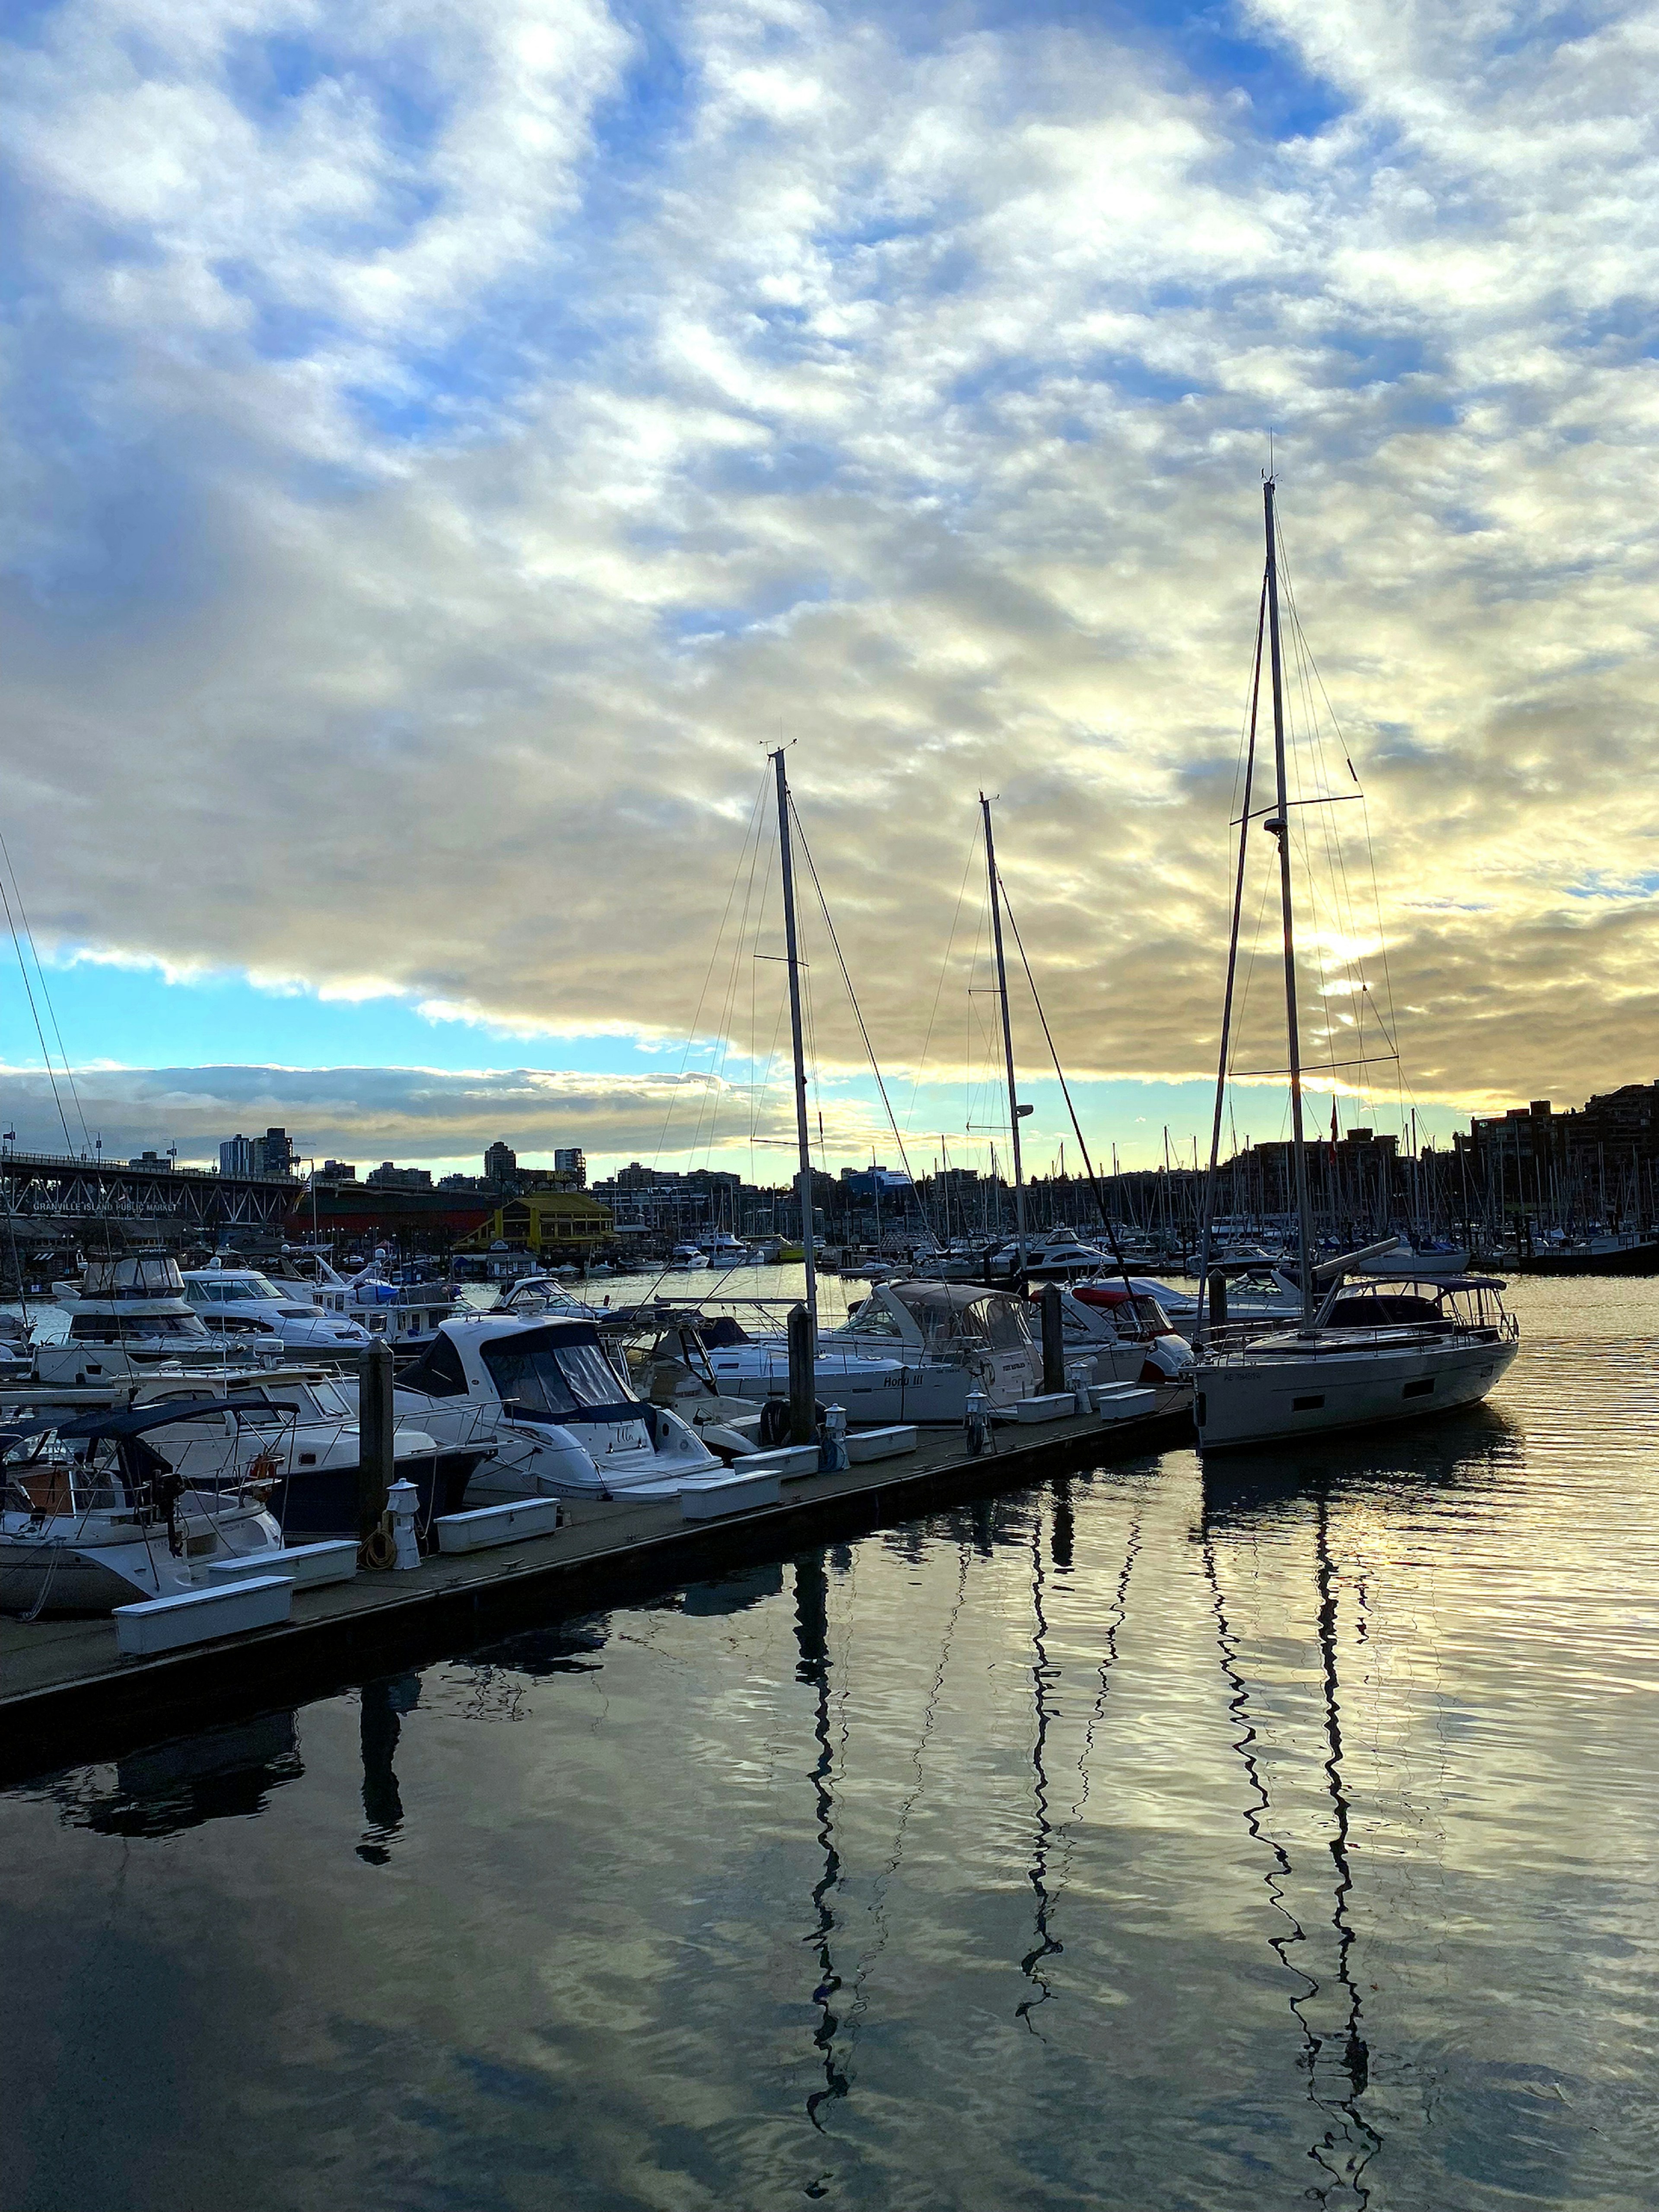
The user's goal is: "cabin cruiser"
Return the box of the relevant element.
[0,1367,479,1543]
[668,1244,712,1271]
[496,1276,612,1322]
[0,1398,285,1614]
[181,1266,373,1359]
[385,1313,734,1503]
[699,1234,750,1268]
[40,1255,222,1386]
[1125,1264,1307,1340]
[331,1257,460,1351]
[639,1281,1042,1427]
[986,1232,1114,1284]
[1195,1275,1519,1450]
[1040,1285,1194,1387]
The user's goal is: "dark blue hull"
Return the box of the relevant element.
[265,1450,483,1541]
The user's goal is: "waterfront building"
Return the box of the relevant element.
[365,1162,433,1190]
[460,1189,614,1259]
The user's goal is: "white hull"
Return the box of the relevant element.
[1195,1330,1518,1451]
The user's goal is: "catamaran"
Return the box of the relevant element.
[1192,480,1519,1450]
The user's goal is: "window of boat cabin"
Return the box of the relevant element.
[966,1297,1033,1351]
[845,1298,903,1336]
[481,1334,635,1419]
[400,1333,470,1398]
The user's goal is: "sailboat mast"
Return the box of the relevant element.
[1263,477,1316,1328]
[982,793,1029,1271]
[772,747,817,1328]
[1195,578,1266,1340]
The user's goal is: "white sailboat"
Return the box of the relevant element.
[1192,479,1519,1451]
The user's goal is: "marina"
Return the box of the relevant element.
[3,1276,1656,2211]
[0,3,1653,2198]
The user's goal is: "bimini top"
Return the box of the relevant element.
[0,1395,296,1452]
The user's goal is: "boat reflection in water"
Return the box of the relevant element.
[51,1712,305,1839]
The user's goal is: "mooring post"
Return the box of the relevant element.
[1040,1281,1065,1395]
[359,1339,396,1547]
[1208,1269,1229,1331]
[787,1301,816,1446]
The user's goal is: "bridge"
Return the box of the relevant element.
[0,1148,299,1245]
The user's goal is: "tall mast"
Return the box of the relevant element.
[772,747,817,1328]
[1263,477,1316,1328]
[981,794,1029,1271]
[1195,578,1266,1342]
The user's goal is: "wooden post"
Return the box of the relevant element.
[1040,1281,1065,1395]
[358,1339,395,1545]
[1208,1269,1229,1330]
[787,1301,816,1446]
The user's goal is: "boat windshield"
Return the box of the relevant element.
[481,1336,636,1421]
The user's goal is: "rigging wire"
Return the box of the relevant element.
[788,801,932,1228]
[0,827,91,1154]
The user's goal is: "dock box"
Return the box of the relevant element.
[731,1445,820,1481]
[434,1498,562,1554]
[115,1576,292,1657]
[1090,1385,1159,1422]
[681,1469,785,1520]
[1011,1393,1078,1424]
[207,1541,359,1590]
[845,1426,918,1463]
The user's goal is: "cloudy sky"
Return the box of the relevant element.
[1,0,1656,1179]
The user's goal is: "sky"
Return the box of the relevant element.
[1,0,1657,1180]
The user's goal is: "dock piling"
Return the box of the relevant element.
[358,1340,395,1547]
[787,1302,816,1446]
[1040,1282,1065,1394]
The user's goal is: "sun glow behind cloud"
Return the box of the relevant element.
[0,0,1656,1171]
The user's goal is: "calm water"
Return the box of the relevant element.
[4,1278,1658,2211]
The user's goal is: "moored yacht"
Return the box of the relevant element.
[40,1255,221,1386]
[1191,477,1519,1449]
[181,1265,373,1360]
[0,1398,285,1614]
[385,1313,733,1503]
[1195,1275,1518,1449]
[653,1281,1043,1426]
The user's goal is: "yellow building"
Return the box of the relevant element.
[461,1190,613,1257]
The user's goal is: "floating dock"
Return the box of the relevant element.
[0,1395,1190,1777]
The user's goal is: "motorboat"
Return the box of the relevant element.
[496,1275,611,1322]
[333,1256,461,1351]
[986,1232,1114,1284]
[181,1266,374,1360]
[0,1397,285,1614]
[1125,1265,1307,1339]
[1043,1284,1194,1387]
[40,1255,222,1385]
[701,1235,750,1269]
[385,1313,734,1504]
[668,1244,712,1271]
[646,1281,1043,1427]
[0,1367,483,1545]
[1195,1275,1519,1449]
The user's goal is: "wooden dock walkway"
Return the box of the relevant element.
[0,1399,1191,1778]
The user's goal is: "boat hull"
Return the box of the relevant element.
[1195,1331,1518,1451]
[264,1449,482,1539]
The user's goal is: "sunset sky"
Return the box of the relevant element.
[1,0,1655,1178]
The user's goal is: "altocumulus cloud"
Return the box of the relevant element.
[1,0,1658,1154]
